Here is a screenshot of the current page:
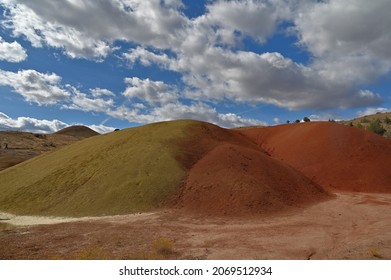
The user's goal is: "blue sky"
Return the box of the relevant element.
[0,0,390,133]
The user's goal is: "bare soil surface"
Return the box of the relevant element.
[0,129,94,171]
[173,142,330,216]
[1,192,390,260]
[239,122,391,193]
[0,133,75,171]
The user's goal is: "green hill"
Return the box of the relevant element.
[0,121,195,217]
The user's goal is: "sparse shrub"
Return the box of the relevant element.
[303,117,311,122]
[75,245,110,260]
[43,141,56,147]
[349,122,354,127]
[0,222,15,231]
[356,123,364,129]
[367,119,386,136]
[384,116,391,124]
[151,237,174,257]
[295,119,300,123]
[34,134,46,139]
[368,246,383,259]
[361,118,370,123]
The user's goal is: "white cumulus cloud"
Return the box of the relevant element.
[0,36,27,62]
[123,77,178,106]
[0,111,115,134]
[0,69,71,105]
[0,111,67,133]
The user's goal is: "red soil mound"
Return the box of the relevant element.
[239,122,391,193]
[173,122,330,216]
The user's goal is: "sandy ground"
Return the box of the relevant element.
[1,192,390,260]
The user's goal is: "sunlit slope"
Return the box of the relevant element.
[0,120,203,217]
[240,122,391,193]
[0,119,332,218]
[54,125,100,139]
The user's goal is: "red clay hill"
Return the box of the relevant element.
[239,122,391,193]
[173,122,330,216]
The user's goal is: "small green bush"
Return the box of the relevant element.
[367,119,386,136]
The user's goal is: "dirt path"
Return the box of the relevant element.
[1,192,390,260]
[0,212,156,226]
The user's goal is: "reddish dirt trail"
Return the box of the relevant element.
[1,192,390,260]
[239,122,391,193]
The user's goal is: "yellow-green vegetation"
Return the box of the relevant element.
[71,236,176,260]
[368,246,383,259]
[75,245,111,260]
[345,112,391,137]
[151,237,175,257]
[0,222,15,231]
[0,120,211,217]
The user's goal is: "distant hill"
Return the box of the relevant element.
[0,126,99,172]
[54,125,100,139]
[343,112,391,138]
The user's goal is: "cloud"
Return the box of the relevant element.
[0,36,27,62]
[0,111,67,133]
[119,77,263,127]
[204,0,279,43]
[0,111,115,134]
[151,102,263,128]
[87,124,116,134]
[0,0,187,59]
[123,47,173,68]
[107,101,264,128]
[127,45,382,110]
[0,69,71,105]
[357,107,391,117]
[90,88,115,97]
[123,77,178,106]
[63,86,114,112]
[308,113,341,122]
[295,0,391,58]
[294,0,391,83]
[1,0,389,117]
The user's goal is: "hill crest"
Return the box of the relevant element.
[54,125,99,138]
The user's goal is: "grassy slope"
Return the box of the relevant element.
[343,112,391,138]
[0,120,201,217]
